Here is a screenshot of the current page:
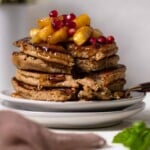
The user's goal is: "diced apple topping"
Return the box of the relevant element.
[29,10,115,45]
[38,25,54,41]
[47,26,68,44]
[73,26,92,46]
[37,17,51,28]
[74,14,90,28]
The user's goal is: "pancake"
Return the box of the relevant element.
[78,79,126,100]
[14,37,74,67]
[12,78,77,101]
[12,52,72,74]
[75,55,119,72]
[15,69,78,88]
[78,87,112,100]
[77,64,126,91]
[106,79,126,91]
[67,42,118,60]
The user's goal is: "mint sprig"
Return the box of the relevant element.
[113,121,150,150]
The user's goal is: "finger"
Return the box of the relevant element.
[2,145,33,150]
[59,133,106,149]
[45,132,106,150]
[0,111,46,150]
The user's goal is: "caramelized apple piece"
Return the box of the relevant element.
[31,34,41,43]
[47,26,68,44]
[92,28,103,38]
[37,17,51,28]
[73,26,92,46]
[74,14,90,28]
[38,25,54,41]
[30,28,41,43]
[30,28,40,38]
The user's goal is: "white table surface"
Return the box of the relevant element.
[51,93,150,150]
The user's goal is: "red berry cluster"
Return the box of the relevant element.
[49,10,76,36]
[89,35,115,45]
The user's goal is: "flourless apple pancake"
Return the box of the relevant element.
[77,64,126,91]
[75,55,119,72]
[15,69,78,88]
[12,52,72,74]
[67,42,118,60]
[12,78,77,101]
[14,37,74,67]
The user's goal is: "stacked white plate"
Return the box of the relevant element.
[0,90,146,129]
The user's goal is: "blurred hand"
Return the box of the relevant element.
[0,111,106,150]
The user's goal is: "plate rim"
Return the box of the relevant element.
[0,89,145,105]
[0,101,145,117]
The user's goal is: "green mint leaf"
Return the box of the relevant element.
[112,121,150,150]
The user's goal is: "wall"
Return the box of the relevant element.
[0,0,150,90]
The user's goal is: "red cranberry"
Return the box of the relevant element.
[67,28,76,36]
[65,21,76,28]
[89,37,97,45]
[49,10,58,17]
[52,18,63,30]
[106,35,115,43]
[66,13,76,21]
[97,36,106,44]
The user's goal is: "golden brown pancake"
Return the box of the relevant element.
[14,37,74,67]
[12,52,72,74]
[15,69,78,88]
[75,55,119,72]
[78,79,126,100]
[78,86,112,100]
[77,64,126,91]
[12,78,77,101]
[67,42,118,60]
[107,79,126,92]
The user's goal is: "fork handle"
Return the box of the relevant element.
[130,82,150,92]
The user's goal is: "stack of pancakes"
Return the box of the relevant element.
[12,37,78,101]
[67,42,126,100]
[12,37,126,101]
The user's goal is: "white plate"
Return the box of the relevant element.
[0,90,145,112]
[0,101,145,129]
